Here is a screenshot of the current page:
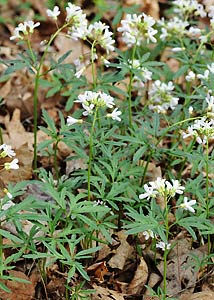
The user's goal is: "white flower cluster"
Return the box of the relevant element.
[10,21,40,40]
[67,91,121,123]
[139,177,185,200]
[139,177,196,213]
[197,63,214,82]
[117,13,157,47]
[0,144,19,170]
[142,230,171,251]
[46,4,115,56]
[183,116,214,144]
[158,17,189,40]
[172,0,206,18]
[148,80,179,114]
[66,3,88,40]
[87,21,115,54]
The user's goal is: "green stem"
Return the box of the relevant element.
[88,109,98,201]
[0,228,2,277]
[53,139,59,181]
[91,40,97,89]
[0,126,3,144]
[205,140,211,255]
[127,45,137,130]
[32,23,69,170]
[163,196,169,299]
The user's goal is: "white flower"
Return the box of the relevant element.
[75,66,86,78]
[107,108,122,122]
[3,188,13,199]
[139,183,158,200]
[158,17,189,40]
[183,117,214,144]
[186,71,196,82]
[46,6,60,20]
[148,80,179,113]
[166,179,185,197]
[156,241,171,251]
[180,197,196,213]
[75,91,115,116]
[67,116,83,125]
[66,3,88,40]
[4,158,19,170]
[140,177,185,200]
[10,21,40,40]
[10,28,22,40]
[173,0,206,18]
[171,47,185,52]
[25,21,40,33]
[197,70,209,80]
[143,230,156,240]
[188,106,193,115]
[0,144,16,158]
[206,93,214,112]
[117,13,157,47]
[87,21,115,54]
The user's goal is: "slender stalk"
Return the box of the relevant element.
[0,126,3,144]
[88,109,98,200]
[0,228,3,277]
[205,140,211,255]
[127,45,137,129]
[91,40,97,89]
[163,195,169,299]
[32,23,69,170]
[53,140,59,181]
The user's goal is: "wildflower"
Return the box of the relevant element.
[66,3,88,40]
[75,91,115,116]
[143,230,156,240]
[67,116,83,125]
[3,188,13,199]
[156,241,171,251]
[4,158,19,170]
[26,21,40,33]
[158,17,189,40]
[172,0,206,18]
[180,197,196,213]
[148,80,179,114]
[171,47,185,52]
[140,177,185,200]
[183,117,214,144]
[117,13,157,47]
[87,21,115,54]
[188,106,193,115]
[185,71,196,82]
[107,108,122,122]
[10,21,40,40]
[165,179,185,197]
[206,93,214,113]
[46,6,60,20]
[197,70,209,81]
[139,183,157,200]
[0,144,16,158]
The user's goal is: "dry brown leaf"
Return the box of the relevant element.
[0,270,35,300]
[91,284,125,300]
[87,261,109,282]
[126,256,148,294]
[108,231,133,270]
[3,109,34,150]
[158,244,208,297]
[180,291,214,300]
